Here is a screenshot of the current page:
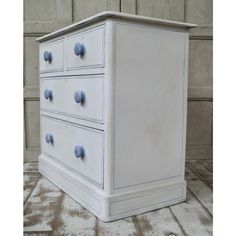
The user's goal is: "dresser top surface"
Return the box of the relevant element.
[37,11,197,42]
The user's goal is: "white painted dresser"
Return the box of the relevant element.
[37,11,196,221]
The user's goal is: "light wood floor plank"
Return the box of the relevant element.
[24,172,40,204]
[187,160,213,189]
[98,216,137,235]
[135,207,186,236]
[170,190,213,236]
[52,194,97,236]
[24,177,64,232]
[186,167,213,215]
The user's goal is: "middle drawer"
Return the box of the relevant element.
[40,76,104,123]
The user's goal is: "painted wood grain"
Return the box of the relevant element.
[136,208,185,236]
[187,160,213,189]
[98,217,137,235]
[52,194,97,236]
[24,172,40,204]
[24,177,64,232]
[170,190,212,236]
[186,167,213,215]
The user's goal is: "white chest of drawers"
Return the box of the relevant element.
[37,11,196,222]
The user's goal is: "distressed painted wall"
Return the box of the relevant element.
[24,0,213,161]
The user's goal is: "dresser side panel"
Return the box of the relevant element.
[113,22,188,190]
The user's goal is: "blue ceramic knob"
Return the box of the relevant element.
[74,145,85,158]
[44,89,53,100]
[43,51,52,62]
[45,134,54,144]
[74,90,86,104]
[74,42,85,57]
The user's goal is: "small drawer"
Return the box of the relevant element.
[40,38,64,73]
[40,76,104,123]
[41,116,104,186]
[66,26,105,71]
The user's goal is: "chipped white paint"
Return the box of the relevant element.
[98,217,137,235]
[24,172,40,204]
[24,177,63,232]
[170,190,213,236]
[185,167,213,214]
[136,208,185,236]
[52,194,97,235]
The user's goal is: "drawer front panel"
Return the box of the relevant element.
[66,26,104,71]
[41,116,104,186]
[40,38,64,73]
[40,76,104,123]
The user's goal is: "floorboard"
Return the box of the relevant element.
[187,160,213,189]
[135,207,186,235]
[52,194,97,236]
[185,167,213,215]
[24,172,40,204]
[24,232,52,236]
[24,160,213,235]
[98,216,137,235]
[170,190,213,236]
[199,160,213,173]
[24,177,63,232]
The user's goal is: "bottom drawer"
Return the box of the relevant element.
[41,115,104,187]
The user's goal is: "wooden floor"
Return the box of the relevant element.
[24,160,213,236]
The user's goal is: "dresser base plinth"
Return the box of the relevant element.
[39,154,186,222]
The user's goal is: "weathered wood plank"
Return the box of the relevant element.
[170,190,212,236]
[24,162,39,172]
[98,216,137,235]
[52,194,97,235]
[24,172,40,204]
[186,166,213,215]
[187,160,213,189]
[135,207,185,236]
[52,193,138,235]
[24,232,51,236]
[199,160,213,173]
[24,177,64,232]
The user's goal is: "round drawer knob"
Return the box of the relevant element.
[44,89,53,100]
[43,51,52,63]
[74,90,86,104]
[74,42,85,57]
[45,134,54,144]
[74,145,85,158]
